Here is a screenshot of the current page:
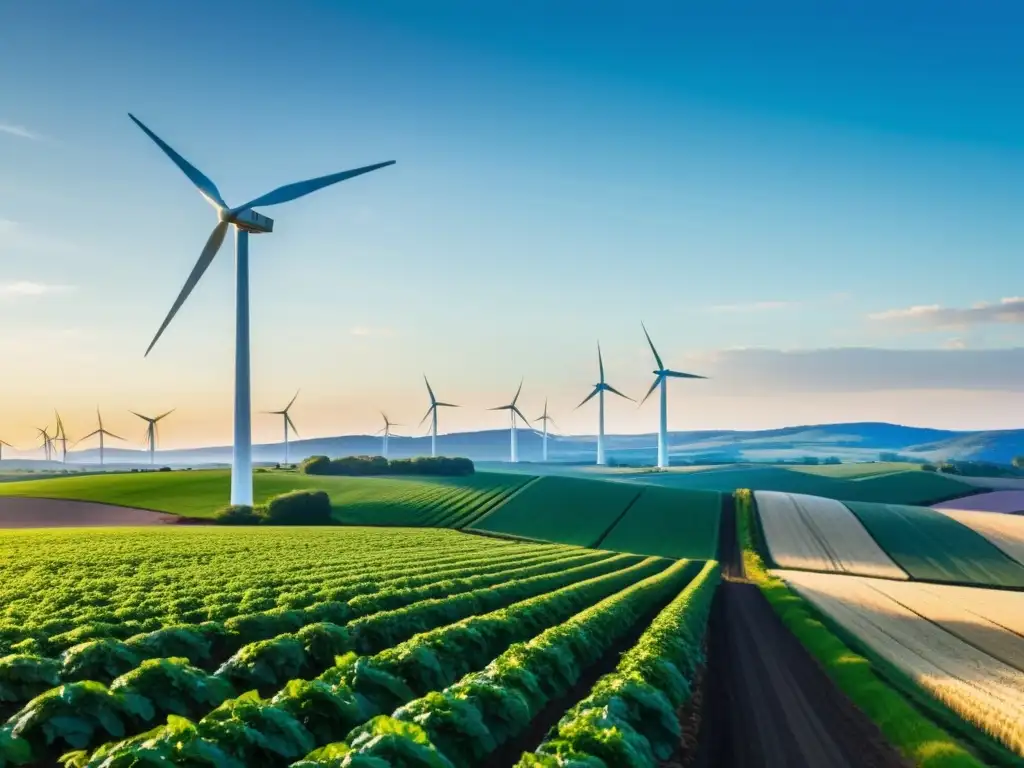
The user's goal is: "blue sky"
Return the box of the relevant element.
[2,1,1024,450]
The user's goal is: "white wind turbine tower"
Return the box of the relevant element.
[639,323,707,469]
[420,376,459,458]
[77,408,125,466]
[534,398,558,462]
[376,412,401,459]
[131,410,174,466]
[489,380,532,463]
[128,114,394,506]
[265,391,300,465]
[576,343,633,466]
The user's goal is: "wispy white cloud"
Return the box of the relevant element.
[350,326,395,337]
[0,219,79,255]
[0,122,41,141]
[0,281,74,297]
[707,300,794,313]
[869,297,1024,329]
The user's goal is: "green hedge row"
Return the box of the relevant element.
[299,455,474,477]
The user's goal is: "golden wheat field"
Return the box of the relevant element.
[931,506,1024,568]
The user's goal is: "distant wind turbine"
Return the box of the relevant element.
[534,398,558,462]
[54,412,69,464]
[0,439,16,462]
[576,343,633,466]
[128,113,394,506]
[265,391,300,465]
[36,427,55,462]
[77,408,124,466]
[131,409,174,466]
[376,412,401,459]
[639,323,707,469]
[420,376,458,458]
[490,380,532,463]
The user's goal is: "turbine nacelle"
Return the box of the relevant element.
[221,207,274,234]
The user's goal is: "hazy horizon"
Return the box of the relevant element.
[4,2,1024,450]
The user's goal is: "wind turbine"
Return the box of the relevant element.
[639,323,707,469]
[576,343,633,466]
[36,427,55,462]
[54,412,69,464]
[534,398,558,462]
[489,380,532,463]
[131,409,174,466]
[419,376,458,458]
[0,439,15,462]
[376,412,401,459]
[77,408,124,466]
[265,391,300,465]
[128,114,394,506]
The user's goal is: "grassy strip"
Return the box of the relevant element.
[517,560,721,766]
[735,488,985,768]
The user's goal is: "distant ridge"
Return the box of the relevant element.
[4,421,1022,468]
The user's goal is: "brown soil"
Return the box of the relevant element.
[0,497,179,527]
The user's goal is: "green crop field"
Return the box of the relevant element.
[469,475,643,547]
[623,464,976,506]
[843,501,1024,587]
[0,525,718,767]
[0,469,527,524]
[598,486,722,560]
[787,462,922,479]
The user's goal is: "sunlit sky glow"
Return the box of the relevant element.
[2,1,1024,452]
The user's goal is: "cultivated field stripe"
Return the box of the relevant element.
[779,569,1024,758]
[459,475,542,530]
[930,507,1024,568]
[755,491,907,579]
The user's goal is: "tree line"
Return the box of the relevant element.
[298,455,475,477]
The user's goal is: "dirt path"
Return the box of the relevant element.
[0,497,179,527]
[695,496,910,768]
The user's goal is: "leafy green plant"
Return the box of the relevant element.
[111,657,234,720]
[0,654,61,703]
[60,640,142,683]
[260,490,333,526]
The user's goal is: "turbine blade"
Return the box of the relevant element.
[145,221,229,356]
[436,402,459,408]
[638,376,662,406]
[512,406,532,428]
[105,431,126,441]
[489,406,511,411]
[155,408,175,421]
[128,114,227,208]
[423,375,436,404]
[285,389,300,411]
[79,429,102,441]
[641,321,664,370]
[97,407,103,431]
[606,384,635,402]
[597,342,605,383]
[235,161,396,211]
[286,414,299,437]
[419,404,435,426]
[129,410,150,423]
[664,369,707,379]
[575,387,600,410]
[512,378,523,406]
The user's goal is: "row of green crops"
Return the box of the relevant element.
[843,501,1024,587]
[320,557,700,768]
[520,559,720,766]
[0,548,619,726]
[0,468,527,521]
[0,528,575,653]
[736,489,986,768]
[57,557,673,767]
[598,486,722,560]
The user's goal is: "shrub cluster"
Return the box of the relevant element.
[213,490,333,527]
[299,455,474,477]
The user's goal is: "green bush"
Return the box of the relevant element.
[261,491,333,526]
[214,505,262,526]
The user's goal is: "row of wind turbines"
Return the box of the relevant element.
[6,409,174,466]
[123,113,705,506]
[414,322,706,468]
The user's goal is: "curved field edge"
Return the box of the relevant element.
[736,488,988,768]
[0,470,523,521]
